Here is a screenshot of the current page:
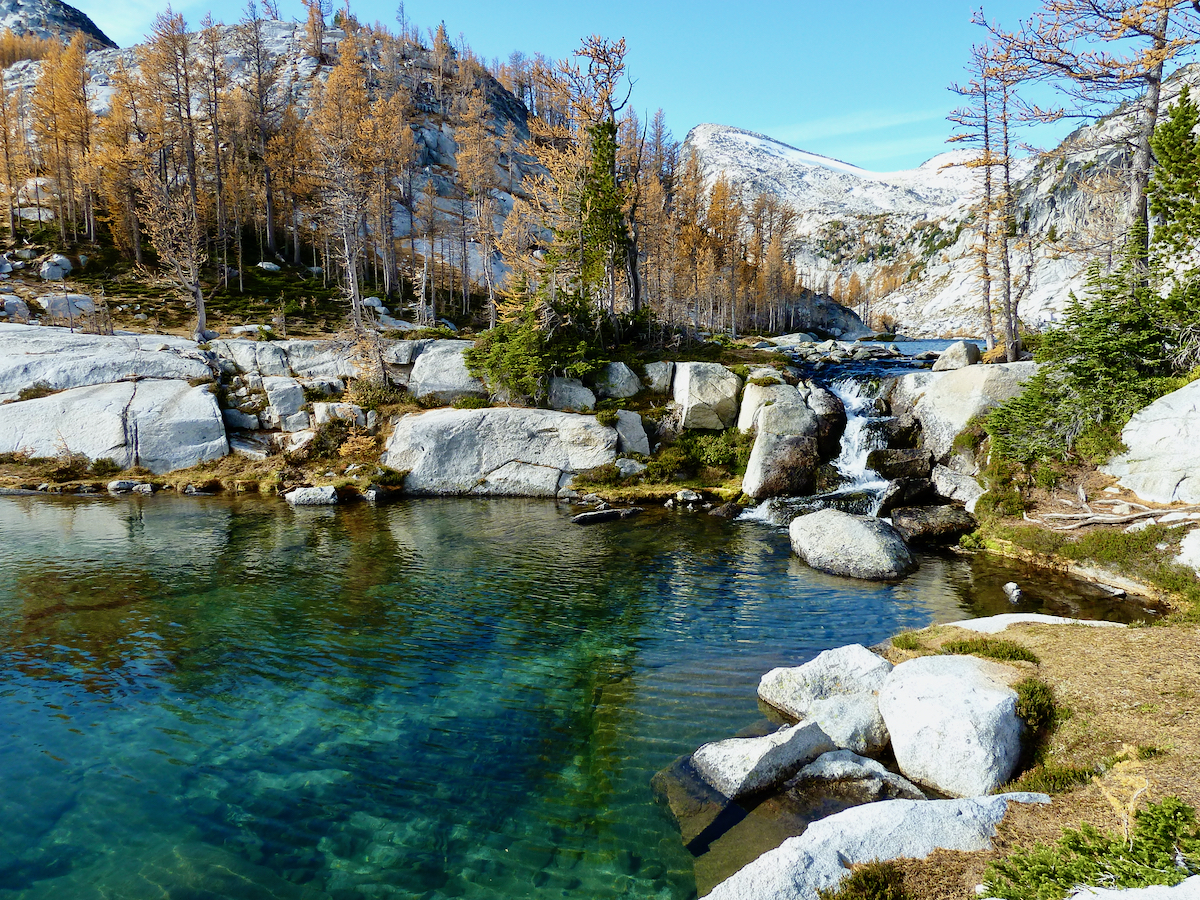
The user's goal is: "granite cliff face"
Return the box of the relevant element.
[687,65,1199,338]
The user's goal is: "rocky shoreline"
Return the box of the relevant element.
[4,322,1200,898]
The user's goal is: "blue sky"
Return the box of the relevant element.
[75,0,1082,171]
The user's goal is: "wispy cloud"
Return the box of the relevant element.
[771,109,950,147]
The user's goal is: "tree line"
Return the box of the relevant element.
[0,2,827,347]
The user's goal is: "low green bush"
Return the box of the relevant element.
[1008,762,1095,794]
[90,458,123,477]
[941,637,1040,665]
[890,632,923,652]
[983,797,1200,899]
[596,408,620,427]
[345,378,405,411]
[17,382,56,402]
[818,861,911,900]
[451,396,491,410]
[1014,677,1058,731]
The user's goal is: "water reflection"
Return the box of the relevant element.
[0,495,1151,899]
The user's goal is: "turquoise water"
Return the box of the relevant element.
[0,495,1148,899]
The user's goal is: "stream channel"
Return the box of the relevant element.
[0,351,1153,900]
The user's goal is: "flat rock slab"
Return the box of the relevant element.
[0,379,228,474]
[707,793,1049,900]
[692,722,834,800]
[571,507,643,525]
[878,655,1023,798]
[382,407,617,497]
[941,613,1128,633]
[0,323,211,401]
[789,508,916,580]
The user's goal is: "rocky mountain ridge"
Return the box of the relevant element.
[0,0,114,49]
[687,66,1197,338]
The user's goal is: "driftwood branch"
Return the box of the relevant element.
[1024,505,1200,532]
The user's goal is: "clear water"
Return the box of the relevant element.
[0,495,1152,900]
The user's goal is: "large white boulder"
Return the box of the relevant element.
[931,340,982,371]
[39,293,94,319]
[737,383,800,432]
[673,362,742,429]
[210,339,290,377]
[742,399,821,499]
[692,722,834,799]
[408,340,487,403]
[1102,378,1200,504]
[594,361,641,399]
[614,409,650,455]
[878,655,1024,798]
[39,253,72,281]
[933,464,986,513]
[898,362,1038,462]
[759,644,893,755]
[0,323,211,401]
[705,793,1049,900]
[381,407,617,497]
[0,380,228,473]
[643,361,674,393]
[548,376,596,412]
[312,402,366,428]
[789,509,916,580]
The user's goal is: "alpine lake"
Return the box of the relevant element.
[0,492,1152,899]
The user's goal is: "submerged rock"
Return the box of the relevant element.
[890,505,977,545]
[284,486,338,506]
[878,655,1024,798]
[789,509,916,580]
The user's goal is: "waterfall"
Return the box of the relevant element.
[739,375,892,526]
[827,378,889,496]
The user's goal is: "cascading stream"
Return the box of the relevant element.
[740,375,893,525]
[827,377,890,510]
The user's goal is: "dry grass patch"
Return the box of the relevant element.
[884,622,1200,898]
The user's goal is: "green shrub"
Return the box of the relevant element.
[959,531,986,550]
[572,462,627,489]
[373,467,408,487]
[942,637,1040,665]
[1008,762,1096,794]
[891,632,923,652]
[89,458,123,477]
[308,419,351,459]
[729,364,751,379]
[17,382,56,402]
[748,376,781,386]
[984,798,1200,899]
[1014,677,1058,731]
[451,396,491,410]
[818,861,910,900]
[48,451,91,483]
[346,378,404,411]
[595,408,620,427]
